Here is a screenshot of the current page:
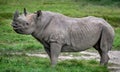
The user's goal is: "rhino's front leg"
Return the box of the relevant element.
[50,43,62,67]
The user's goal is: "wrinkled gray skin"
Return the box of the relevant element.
[12,9,114,67]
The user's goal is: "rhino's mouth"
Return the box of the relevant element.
[12,24,24,33]
[14,28,24,34]
[12,25,25,34]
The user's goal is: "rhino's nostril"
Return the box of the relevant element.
[26,23,29,25]
[12,24,18,28]
[14,23,17,25]
[12,25,17,28]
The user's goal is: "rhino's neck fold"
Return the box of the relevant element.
[32,13,53,40]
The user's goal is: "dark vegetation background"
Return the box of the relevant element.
[0,0,120,72]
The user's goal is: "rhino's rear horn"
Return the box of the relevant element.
[37,10,42,17]
[24,8,27,16]
[13,10,19,20]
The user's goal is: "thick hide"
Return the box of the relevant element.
[12,10,115,66]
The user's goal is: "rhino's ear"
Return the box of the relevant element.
[24,8,27,16]
[37,10,42,17]
[13,10,19,20]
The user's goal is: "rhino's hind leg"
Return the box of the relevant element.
[100,52,109,66]
[100,27,114,66]
[94,40,109,66]
[94,27,114,66]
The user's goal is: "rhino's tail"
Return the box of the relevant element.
[100,25,115,51]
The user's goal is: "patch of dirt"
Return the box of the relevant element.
[5,51,119,72]
[26,51,120,72]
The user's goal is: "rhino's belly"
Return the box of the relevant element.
[61,45,92,52]
[61,35,99,52]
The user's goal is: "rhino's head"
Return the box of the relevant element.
[12,8,41,35]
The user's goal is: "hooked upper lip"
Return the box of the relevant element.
[12,24,23,29]
[12,25,18,28]
[13,27,23,30]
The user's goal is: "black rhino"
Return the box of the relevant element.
[12,8,114,67]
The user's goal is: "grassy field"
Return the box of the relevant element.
[0,0,120,72]
[0,54,108,72]
[0,0,120,52]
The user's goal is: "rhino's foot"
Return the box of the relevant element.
[100,53,110,66]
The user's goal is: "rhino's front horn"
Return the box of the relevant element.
[13,10,19,20]
[24,8,27,16]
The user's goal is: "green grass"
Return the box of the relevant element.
[0,0,119,71]
[0,54,109,72]
[0,0,120,27]
[113,28,120,50]
[0,0,120,52]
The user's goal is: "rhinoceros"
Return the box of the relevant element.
[12,8,114,67]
